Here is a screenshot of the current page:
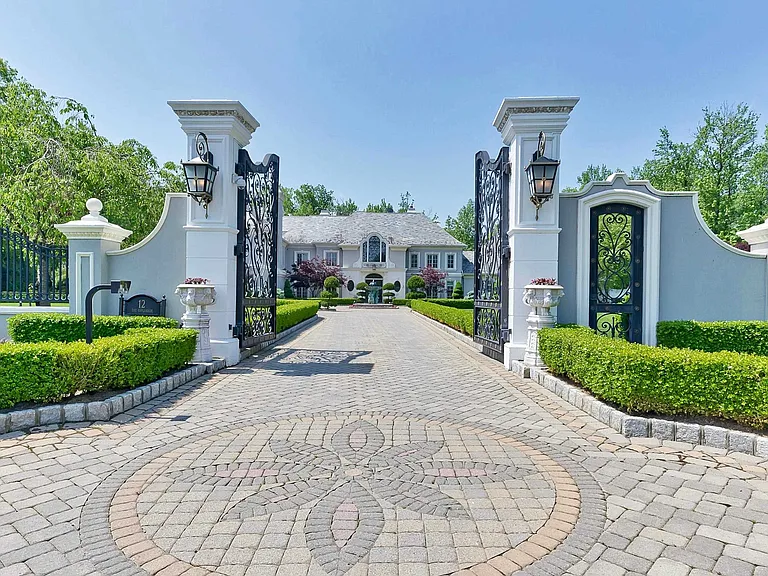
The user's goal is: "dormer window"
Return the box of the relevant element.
[363,235,386,263]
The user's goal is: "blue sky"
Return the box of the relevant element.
[2,1,768,222]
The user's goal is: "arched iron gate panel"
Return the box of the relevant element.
[474,147,510,362]
[234,150,280,348]
[589,203,644,342]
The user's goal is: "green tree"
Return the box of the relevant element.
[281,183,336,215]
[398,191,412,213]
[283,278,294,299]
[334,198,358,215]
[562,164,619,193]
[0,59,183,246]
[366,198,394,213]
[632,128,698,192]
[444,200,475,249]
[452,280,464,299]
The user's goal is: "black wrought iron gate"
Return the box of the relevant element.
[589,203,644,342]
[234,150,280,348]
[473,147,510,362]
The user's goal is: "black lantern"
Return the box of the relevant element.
[524,131,560,220]
[182,133,218,218]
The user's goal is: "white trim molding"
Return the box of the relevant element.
[446,252,457,271]
[409,252,420,269]
[576,188,661,346]
[74,252,95,316]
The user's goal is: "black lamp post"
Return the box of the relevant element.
[524,131,560,220]
[84,280,131,344]
[182,132,218,218]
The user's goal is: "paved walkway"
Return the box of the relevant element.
[1,309,768,576]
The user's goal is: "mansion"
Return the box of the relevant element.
[279,208,474,300]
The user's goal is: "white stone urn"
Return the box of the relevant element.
[522,284,564,367]
[175,283,217,362]
[176,284,216,314]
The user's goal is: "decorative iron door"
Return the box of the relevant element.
[589,203,644,342]
[473,147,510,362]
[234,150,280,348]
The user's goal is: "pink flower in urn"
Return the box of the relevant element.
[530,277,558,285]
[184,277,209,284]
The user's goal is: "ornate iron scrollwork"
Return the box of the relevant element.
[235,150,280,348]
[473,147,510,362]
[589,204,643,342]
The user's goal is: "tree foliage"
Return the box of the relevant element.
[419,265,447,297]
[444,200,474,250]
[562,164,620,194]
[281,183,358,216]
[365,198,395,213]
[0,59,184,245]
[289,257,346,296]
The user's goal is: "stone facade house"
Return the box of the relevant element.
[280,209,473,300]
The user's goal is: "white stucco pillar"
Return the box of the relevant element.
[492,97,579,368]
[168,100,259,366]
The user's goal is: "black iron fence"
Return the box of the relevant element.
[0,227,68,305]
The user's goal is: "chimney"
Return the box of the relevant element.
[407,202,417,213]
[319,209,331,215]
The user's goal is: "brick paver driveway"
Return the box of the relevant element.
[2,308,768,576]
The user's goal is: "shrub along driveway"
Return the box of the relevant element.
[0,308,768,575]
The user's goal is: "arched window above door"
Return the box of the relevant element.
[362,235,386,263]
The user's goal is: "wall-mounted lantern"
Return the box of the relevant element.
[524,131,560,220]
[182,133,218,218]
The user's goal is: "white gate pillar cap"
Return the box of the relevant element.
[493,96,580,143]
[167,100,259,147]
[54,198,132,243]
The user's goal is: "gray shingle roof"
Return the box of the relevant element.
[282,212,465,247]
[462,250,475,274]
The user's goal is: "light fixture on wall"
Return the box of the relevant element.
[524,131,560,220]
[182,133,219,218]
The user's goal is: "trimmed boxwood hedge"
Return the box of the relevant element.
[539,325,768,429]
[8,313,179,343]
[424,298,474,309]
[0,328,196,409]
[410,300,473,336]
[657,320,768,356]
[307,297,357,306]
[276,300,320,332]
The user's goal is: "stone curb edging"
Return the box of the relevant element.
[402,309,768,458]
[516,362,768,458]
[0,314,323,435]
[0,362,217,435]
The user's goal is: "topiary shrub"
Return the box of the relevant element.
[539,325,768,429]
[321,276,341,309]
[0,328,196,409]
[283,278,294,299]
[452,280,464,299]
[355,282,369,303]
[407,275,426,297]
[405,291,426,299]
[7,313,179,343]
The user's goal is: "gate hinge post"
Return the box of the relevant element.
[232,323,242,338]
[501,328,510,342]
[234,243,244,257]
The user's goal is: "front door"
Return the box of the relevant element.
[589,203,644,342]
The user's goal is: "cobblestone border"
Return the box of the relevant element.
[80,410,606,576]
[518,362,768,459]
[0,313,323,435]
[0,363,213,435]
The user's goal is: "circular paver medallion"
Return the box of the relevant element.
[82,414,605,575]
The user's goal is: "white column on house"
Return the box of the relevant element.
[492,97,579,368]
[168,100,259,366]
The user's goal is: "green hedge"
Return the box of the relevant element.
[539,326,768,428]
[410,300,473,336]
[393,299,410,307]
[657,320,768,356]
[276,300,320,332]
[8,313,179,343]
[424,298,474,309]
[307,297,357,306]
[0,328,196,409]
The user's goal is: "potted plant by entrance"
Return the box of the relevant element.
[175,278,216,362]
[522,277,564,367]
